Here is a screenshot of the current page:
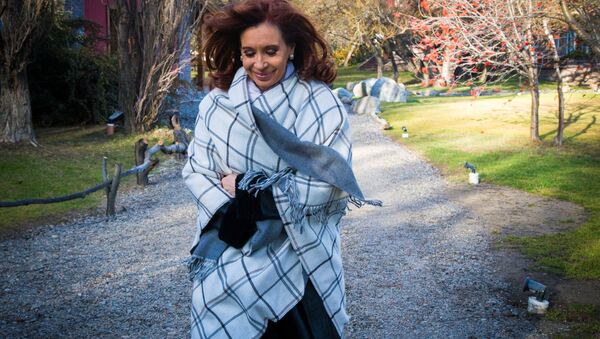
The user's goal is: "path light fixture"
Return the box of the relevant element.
[523,277,549,314]
[106,111,123,136]
[401,126,409,138]
[463,162,479,184]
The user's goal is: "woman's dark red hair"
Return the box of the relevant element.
[202,0,336,90]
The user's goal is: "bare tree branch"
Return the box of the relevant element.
[116,0,206,133]
[558,0,600,56]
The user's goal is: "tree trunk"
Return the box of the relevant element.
[527,66,541,143]
[525,6,541,143]
[421,61,430,87]
[543,19,565,146]
[479,65,488,83]
[529,84,541,142]
[389,49,399,83]
[343,44,356,67]
[196,32,205,90]
[0,69,36,144]
[438,54,454,87]
[369,40,384,79]
[558,0,600,57]
[116,1,142,134]
[375,51,384,79]
[553,76,565,146]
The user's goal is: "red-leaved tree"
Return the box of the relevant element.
[415,0,559,142]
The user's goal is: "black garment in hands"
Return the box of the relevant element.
[217,173,280,248]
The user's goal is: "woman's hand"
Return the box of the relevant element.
[221,173,238,197]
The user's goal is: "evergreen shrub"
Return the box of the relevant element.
[28,13,118,127]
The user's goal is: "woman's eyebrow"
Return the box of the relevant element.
[241,44,280,49]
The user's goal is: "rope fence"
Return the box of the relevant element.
[0,115,190,217]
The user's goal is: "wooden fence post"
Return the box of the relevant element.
[170,114,189,160]
[135,139,159,186]
[103,157,111,216]
[106,164,122,217]
[102,157,109,194]
[135,139,148,185]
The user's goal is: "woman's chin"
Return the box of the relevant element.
[251,74,284,91]
[255,80,276,91]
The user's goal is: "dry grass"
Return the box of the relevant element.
[381,91,600,279]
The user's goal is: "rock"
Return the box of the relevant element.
[352,81,367,97]
[160,85,206,130]
[371,114,391,130]
[350,77,408,102]
[342,103,354,115]
[371,77,408,103]
[351,96,381,115]
[424,89,440,97]
[352,78,379,98]
[332,88,354,104]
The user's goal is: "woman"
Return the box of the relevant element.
[182,1,379,338]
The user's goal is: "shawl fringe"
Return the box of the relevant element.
[186,257,218,282]
[238,168,382,232]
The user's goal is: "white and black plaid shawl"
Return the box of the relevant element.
[182,67,352,338]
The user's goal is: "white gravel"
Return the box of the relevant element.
[343,114,540,338]
[0,114,541,338]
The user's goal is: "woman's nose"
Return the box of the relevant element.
[255,54,267,69]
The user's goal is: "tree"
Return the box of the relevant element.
[292,0,359,67]
[542,17,566,146]
[417,0,556,142]
[295,0,419,82]
[557,0,600,57]
[115,0,205,133]
[0,0,54,144]
[341,0,419,80]
[27,13,119,127]
[410,14,461,86]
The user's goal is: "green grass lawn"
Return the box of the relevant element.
[333,65,585,93]
[336,66,599,279]
[380,91,600,279]
[333,65,417,89]
[0,126,175,234]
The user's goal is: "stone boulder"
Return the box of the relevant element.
[351,77,408,102]
[370,77,407,103]
[332,88,354,104]
[352,78,379,97]
[351,96,381,115]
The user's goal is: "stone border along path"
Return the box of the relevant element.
[0,114,541,338]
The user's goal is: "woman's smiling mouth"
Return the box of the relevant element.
[254,71,273,81]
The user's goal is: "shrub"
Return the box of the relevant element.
[28,12,118,127]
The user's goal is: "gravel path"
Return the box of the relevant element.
[1,114,540,338]
[343,115,540,338]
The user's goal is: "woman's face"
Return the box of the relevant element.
[240,22,295,91]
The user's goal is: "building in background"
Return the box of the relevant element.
[64,0,111,54]
[63,0,192,81]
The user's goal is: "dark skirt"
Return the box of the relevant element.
[262,279,340,339]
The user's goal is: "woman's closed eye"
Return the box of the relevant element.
[265,47,278,56]
[242,47,279,58]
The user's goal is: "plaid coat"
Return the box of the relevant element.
[182,67,352,338]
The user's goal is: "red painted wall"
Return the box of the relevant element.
[84,0,108,53]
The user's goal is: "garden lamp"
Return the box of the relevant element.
[464,162,479,184]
